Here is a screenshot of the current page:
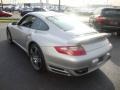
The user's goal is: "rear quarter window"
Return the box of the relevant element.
[31,18,49,30]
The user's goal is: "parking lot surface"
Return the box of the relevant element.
[0,23,120,90]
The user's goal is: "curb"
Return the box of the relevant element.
[0,18,19,23]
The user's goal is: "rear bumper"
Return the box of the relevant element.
[71,53,111,76]
[96,25,120,33]
[42,43,112,76]
[47,53,111,76]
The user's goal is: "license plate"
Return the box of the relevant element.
[110,21,118,25]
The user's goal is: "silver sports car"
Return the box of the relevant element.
[6,12,112,76]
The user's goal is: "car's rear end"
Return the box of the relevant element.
[43,33,112,76]
[40,13,112,76]
[94,8,120,33]
[68,33,112,76]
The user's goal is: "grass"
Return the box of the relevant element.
[0,20,18,23]
[0,18,19,23]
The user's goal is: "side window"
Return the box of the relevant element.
[31,18,49,30]
[19,15,37,28]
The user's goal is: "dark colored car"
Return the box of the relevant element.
[0,10,13,17]
[20,7,33,16]
[89,8,120,34]
[33,7,47,12]
[4,7,15,12]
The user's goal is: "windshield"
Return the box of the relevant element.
[47,15,96,33]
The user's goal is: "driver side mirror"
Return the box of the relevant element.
[12,22,17,25]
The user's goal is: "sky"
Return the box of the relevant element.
[3,0,108,6]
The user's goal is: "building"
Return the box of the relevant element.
[109,0,120,6]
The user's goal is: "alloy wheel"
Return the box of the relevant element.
[30,45,42,71]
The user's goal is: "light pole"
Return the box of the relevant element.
[1,0,3,10]
[46,0,48,4]
[107,0,109,4]
[46,0,49,8]
[40,0,43,8]
[58,0,61,12]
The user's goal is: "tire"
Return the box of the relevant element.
[29,43,46,72]
[6,30,13,44]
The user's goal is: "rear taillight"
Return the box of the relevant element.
[54,46,86,56]
[96,16,106,25]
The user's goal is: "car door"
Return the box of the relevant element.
[13,15,37,49]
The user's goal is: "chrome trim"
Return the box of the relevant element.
[48,66,71,76]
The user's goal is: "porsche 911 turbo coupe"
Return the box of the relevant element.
[6,12,112,76]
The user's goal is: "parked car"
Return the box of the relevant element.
[4,7,15,12]
[20,7,33,16]
[33,7,47,12]
[78,7,95,15]
[6,12,112,76]
[89,8,120,34]
[20,7,47,16]
[0,10,12,17]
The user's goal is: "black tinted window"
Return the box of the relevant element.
[102,9,120,16]
[31,18,49,30]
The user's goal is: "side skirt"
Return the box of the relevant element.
[13,40,28,54]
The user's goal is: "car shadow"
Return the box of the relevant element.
[108,35,120,67]
[0,40,115,90]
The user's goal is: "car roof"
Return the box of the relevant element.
[29,11,65,18]
[96,7,120,11]
[93,7,120,14]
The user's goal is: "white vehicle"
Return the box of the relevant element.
[6,12,112,76]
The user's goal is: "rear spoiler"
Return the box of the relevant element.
[68,33,111,44]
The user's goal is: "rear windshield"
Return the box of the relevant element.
[47,16,74,31]
[46,15,96,33]
[102,9,120,16]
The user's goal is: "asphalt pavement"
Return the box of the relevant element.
[0,23,120,90]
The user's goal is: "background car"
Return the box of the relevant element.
[20,7,47,16]
[89,7,120,34]
[20,7,33,16]
[6,12,112,76]
[4,7,15,12]
[33,7,47,12]
[0,10,13,17]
